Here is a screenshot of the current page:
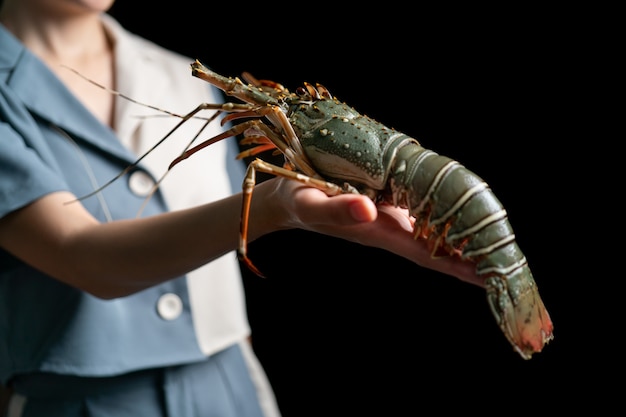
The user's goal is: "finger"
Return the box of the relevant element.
[376,204,414,233]
[359,206,483,287]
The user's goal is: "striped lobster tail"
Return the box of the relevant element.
[391,141,554,359]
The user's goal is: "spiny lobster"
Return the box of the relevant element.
[79,60,554,359]
[167,60,554,360]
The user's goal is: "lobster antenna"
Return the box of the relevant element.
[62,65,186,119]
[134,115,216,217]
[67,104,222,204]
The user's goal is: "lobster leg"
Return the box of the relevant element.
[239,159,344,277]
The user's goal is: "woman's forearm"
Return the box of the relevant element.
[0,181,281,299]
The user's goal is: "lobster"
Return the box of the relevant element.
[163,60,554,360]
[77,60,553,359]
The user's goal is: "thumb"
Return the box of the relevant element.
[294,187,378,227]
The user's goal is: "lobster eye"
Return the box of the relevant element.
[295,86,309,98]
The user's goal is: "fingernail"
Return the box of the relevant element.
[349,201,372,222]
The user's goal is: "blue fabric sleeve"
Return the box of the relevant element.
[0,82,69,218]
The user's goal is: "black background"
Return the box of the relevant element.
[107,3,606,414]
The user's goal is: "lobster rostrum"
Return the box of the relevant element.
[170,60,554,360]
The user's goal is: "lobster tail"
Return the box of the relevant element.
[484,264,554,359]
[391,143,554,358]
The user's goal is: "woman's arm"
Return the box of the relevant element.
[0,177,481,300]
[0,186,261,299]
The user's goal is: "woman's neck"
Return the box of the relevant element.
[0,2,117,127]
[1,1,111,63]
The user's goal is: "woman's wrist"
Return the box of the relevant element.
[244,179,289,240]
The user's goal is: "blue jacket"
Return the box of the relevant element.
[0,22,218,384]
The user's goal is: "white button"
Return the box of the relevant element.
[128,170,155,197]
[157,293,183,320]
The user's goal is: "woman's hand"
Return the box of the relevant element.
[264,178,483,288]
